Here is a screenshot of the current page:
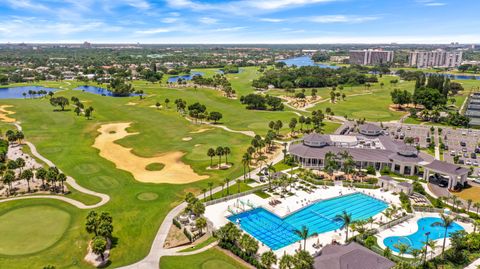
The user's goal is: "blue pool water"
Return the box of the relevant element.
[74,85,139,97]
[167,72,204,83]
[0,86,57,99]
[279,56,340,69]
[383,217,464,252]
[228,192,387,250]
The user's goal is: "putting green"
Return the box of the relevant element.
[0,205,71,256]
[137,192,159,201]
[145,162,165,171]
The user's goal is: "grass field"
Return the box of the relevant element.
[160,247,248,269]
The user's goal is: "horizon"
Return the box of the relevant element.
[1,0,480,44]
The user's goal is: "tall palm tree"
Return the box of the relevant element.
[467,199,473,212]
[394,242,410,257]
[266,162,276,190]
[207,148,215,168]
[294,225,309,251]
[224,178,230,195]
[474,202,480,216]
[451,196,458,212]
[261,250,277,269]
[324,151,338,178]
[208,182,213,200]
[279,254,294,269]
[202,188,207,200]
[336,210,352,242]
[21,169,34,192]
[242,153,251,179]
[223,147,231,164]
[57,173,67,193]
[215,147,224,167]
[236,179,242,193]
[432,214,454,259]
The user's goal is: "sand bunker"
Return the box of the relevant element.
[93,122,208,184]
[190,128,211,134]
[0,105,16,123]
[182,137,192,141]
[126,102,138,106]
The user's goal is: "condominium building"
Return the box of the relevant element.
[349,49,394,65]
[408,50,463,68]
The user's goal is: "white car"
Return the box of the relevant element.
[466,160,472,165]
[473,178,480,184]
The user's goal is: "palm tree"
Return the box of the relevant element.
[195,217,207,234]
[155,102,161,110]
[236,179,242,193]
[451,196,458,212]
[223,147,231,165]
[2,170,15,196]
[202,188,207,200]
[207,148,215,168]
[57,173,67,193]
[208,182,213,200]
[411,248,422,264]
[261,250,277,269]
[266,162,276,190]
[224,178,230,195]
[336,210,352,242]
[432,214,454,259]
[279,254,294,269]
[215,146,224,167]
[36,167,47,190]
[474,202,480,215]
[467,199,473,212]
[242,153,251,179]
[324,151,338,178]
[394,242,410,257]
[294,225,309,251]
[424,238,437,259]
[21,169,34,192]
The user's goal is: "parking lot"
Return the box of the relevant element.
[384,123,480,175]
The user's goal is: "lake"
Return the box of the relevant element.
[426,72,479,80]
[0,85,57,99]
[74,85,139,97]
[167,72,204,83]
[279,56,340,69]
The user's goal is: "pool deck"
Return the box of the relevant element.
[376,212,474,258]
[204,184,401,256]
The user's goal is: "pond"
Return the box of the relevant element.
[426,73,480,80]
[167,72,204,83]
[74,85,139,97]
[279,56,340,69]
[0,86,57,99]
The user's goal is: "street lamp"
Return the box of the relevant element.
[423,232,431,266]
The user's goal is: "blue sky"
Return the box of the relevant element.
[1,0,479,43]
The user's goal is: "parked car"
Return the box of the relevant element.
[450,150,456,156]
[474,160,479,166]
[459,159,465,164]
[466,160,472,165]
[462,148,468,152]
[475,148,480,154]
[460,141,466,147]
[471,153,477,159]
[473,178,480,184]
[464,153,469,158]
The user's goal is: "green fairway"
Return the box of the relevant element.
[0,204,71,256]
[160,247,248,269]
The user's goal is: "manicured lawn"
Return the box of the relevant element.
[179,236,217,253]
[455,185,480,203]
[0,204,71,256]
[272,161,295,172]
[160,247,248,269]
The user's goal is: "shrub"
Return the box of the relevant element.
[172,218,182,229]
[183,228,192,242]
[366,165,376,175]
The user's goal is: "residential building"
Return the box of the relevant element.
[349,49,394,65]
[408,50,463,68]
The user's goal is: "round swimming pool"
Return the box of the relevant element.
[383,217,464,252]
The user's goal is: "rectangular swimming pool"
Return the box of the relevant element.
[227,192,388,250]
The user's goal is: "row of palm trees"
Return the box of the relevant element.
[206,146,231,168]
[1,162,67,196]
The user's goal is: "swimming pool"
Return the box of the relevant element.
[228,192,387,250]
[383,217,464,252]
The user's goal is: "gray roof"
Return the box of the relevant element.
[423,160,469,176]
[314,242,395,269]
[379,176,394,181]
[359,123,382,133]
[303,133,331,144]
[398,182,413,187]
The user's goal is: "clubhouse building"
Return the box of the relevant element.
[289,123,469,190]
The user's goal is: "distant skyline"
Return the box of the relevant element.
[1,0,480,44]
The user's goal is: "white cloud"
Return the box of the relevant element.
[135,28,173,34]
[416,0,446,6]
[260,18,285,23]
[309,15,379,23]
[5,0,49,11]
[199,17,218,24]
[212,26,246,32]
[165,0,338,15]
[161,17,179,23]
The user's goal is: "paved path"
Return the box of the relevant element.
[465,257,480,269]
[119,150,283,269]
[184,117,255,137]
[0,122,110,209]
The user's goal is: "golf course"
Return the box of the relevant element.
[0,65,475,268]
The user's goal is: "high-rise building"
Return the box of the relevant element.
[348,49,394,65]
[408,50,462,68]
